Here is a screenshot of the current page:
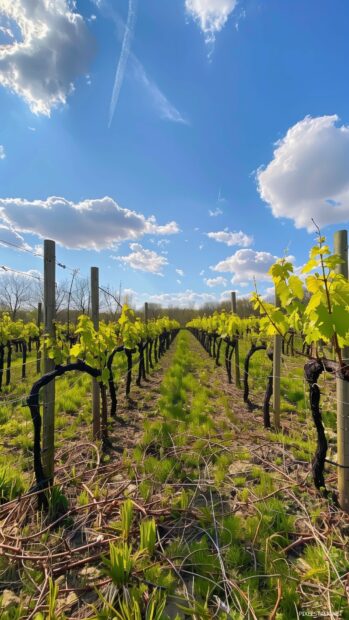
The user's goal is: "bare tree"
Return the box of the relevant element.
[28,279,69,314]
[71,277,90,315]
[0,274,32,319]
[55,281,68,313]
[122,290,134,308]
[100,285,122,319]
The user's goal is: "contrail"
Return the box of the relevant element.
[108,0,137,128]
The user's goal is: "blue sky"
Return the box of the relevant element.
[0,0,349,308]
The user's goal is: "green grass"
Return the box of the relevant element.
[0,331,346,618]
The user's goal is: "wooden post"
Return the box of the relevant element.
[231,292,241,388]
[272,287,281,430]
[36,302,42,374]
[43,240,55,483]
[91,267,100,440]
[334,229,349,512]
[145,302,150,375]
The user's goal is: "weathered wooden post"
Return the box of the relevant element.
[334,229,349,512]
[91,267,101,440]
[43,240,55,483]
[272,287,281,430]
[145,302,150,375]
[231,292,241,388]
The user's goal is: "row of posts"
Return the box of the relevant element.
[41,233,349,510]
[40,247,153,483]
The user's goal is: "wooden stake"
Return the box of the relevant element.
[43,240,55,483]
[231,292,241,388]
[145,302,149,375]
[334,229,349,512]
[272,287,281,430]
[91,267,101,440]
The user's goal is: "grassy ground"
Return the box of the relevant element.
[0,331,348,618]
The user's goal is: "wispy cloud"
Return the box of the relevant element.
[108,0,138,127]
[98,0,187,125]
[132,57,188,124]
[0,145,6,160]
[209,207,223,217]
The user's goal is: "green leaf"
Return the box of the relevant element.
[332,305,349,340]
[289,275,304,300]
[302,259,318,274]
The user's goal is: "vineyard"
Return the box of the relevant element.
[0,231,349,619]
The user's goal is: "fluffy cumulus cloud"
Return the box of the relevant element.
[257,115,349,231]
[0,196,179,250]
[115,243,168,275]
[211,248,278,283]
[185,0,238,42]
[204,276,227,287]
[207,229,253,247]
[0,0,95,115]
[0,145,5,159]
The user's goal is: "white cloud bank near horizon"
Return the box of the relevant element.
[0,0,95,115]
[0,196,179,250]
[123,287,224,308]
[258,115,349,231]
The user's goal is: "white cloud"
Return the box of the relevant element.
[204,276,227,287]
[176,268,184,276]
[257,115,349,232]
[119,287,223,309]
[133,57,188,124]
[207,229,253,247]
[0,264,41,280]
[0,225,31,250]
[147,289,218,308]
[33,244,44,257]
[0,196,179,250]
[185,0,238,42]
[0,0,95,115]
[262,286,276,301]
[211,248,278,283]
[114,243,168,275]
[156,238,170,248]
[97,0,187,125]
[0,26,14,41]
[209,207,223,217]
[0,145,5,159]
